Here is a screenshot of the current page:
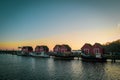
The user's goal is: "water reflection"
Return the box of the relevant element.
[31,58,36,70]
[80,62,106,80]
[105,62,120,80]
[0,54,120,80]
[71,60,82,79]
[47,58,55,73]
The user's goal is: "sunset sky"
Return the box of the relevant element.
[0,0,120,50]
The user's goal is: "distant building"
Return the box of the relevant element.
[81,43,92,54]
[81,43,104,55]
[53,45,61,52]
[53,44,71,53]
[21,46,33,53]
[92,43,104,55]
[35,45,49,53]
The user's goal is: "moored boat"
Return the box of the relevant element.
[53,52,74,60]
[81,53,107,62]
[30,52,50,58]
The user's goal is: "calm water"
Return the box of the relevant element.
[0,54,120,80]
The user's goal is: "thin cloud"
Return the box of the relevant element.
[117,23,120,30]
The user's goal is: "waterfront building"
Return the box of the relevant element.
[53,44,71,53]
[81,43,104,55]
[81,43,92,54]
[92,43,104,54]
[21,46,33,53]
[35,45,49,53]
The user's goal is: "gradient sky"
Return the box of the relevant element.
[0,0,120,50]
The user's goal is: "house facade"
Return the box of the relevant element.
[81,43,92,54]
[53,44,71,53]
[60,44,71,53]
[22,46,33,53]
[92,43,104,55]
[81,43,104,55]
[53,45,61,52]
[35,45,49,53]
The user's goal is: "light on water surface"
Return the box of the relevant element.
[0,54,120,80]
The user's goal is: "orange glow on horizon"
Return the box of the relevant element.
[0,27,119,50]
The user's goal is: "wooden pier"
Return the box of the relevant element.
[0,51,120,62]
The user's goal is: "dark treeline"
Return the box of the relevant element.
[0,50,18,54]
[103,39,120,54]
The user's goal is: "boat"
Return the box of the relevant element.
[30,52,50,58]
[81,52,107,62]
[53,52,74,60]
[17,51,30,56]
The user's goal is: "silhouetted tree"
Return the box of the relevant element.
[103,39,120,53]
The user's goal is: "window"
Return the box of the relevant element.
[84,49,89,54]
[94,48,99,53]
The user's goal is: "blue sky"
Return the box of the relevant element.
[0,0,120,50]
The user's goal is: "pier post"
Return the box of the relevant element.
[77,56,79,60]
[111,53,116,63]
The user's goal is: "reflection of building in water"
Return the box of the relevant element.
[31,58,36,70]
[81,62,106,80]
[47,59,55,76]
